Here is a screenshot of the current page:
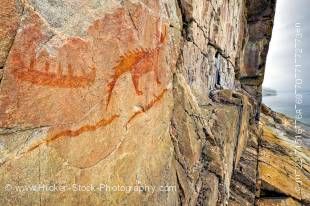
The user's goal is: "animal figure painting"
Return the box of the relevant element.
[106,25,167,108]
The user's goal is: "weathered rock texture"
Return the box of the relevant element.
[0,0,309,206]
[258,106,310,205]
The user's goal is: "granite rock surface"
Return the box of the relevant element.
[1,0,309,206]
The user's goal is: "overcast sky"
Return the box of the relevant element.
[263,0,310,91]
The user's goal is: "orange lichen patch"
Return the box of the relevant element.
[106,24,168,109]
[10,25,96,88]
[27,115,119,153]
[127,89,167,125]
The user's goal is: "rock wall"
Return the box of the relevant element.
[0,0,309,206]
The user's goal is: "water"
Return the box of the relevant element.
[263,91,310,125]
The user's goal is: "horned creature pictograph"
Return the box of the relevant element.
[106,24,168,108]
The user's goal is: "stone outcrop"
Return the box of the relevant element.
[258,105,310,205]
[0,0,309,206]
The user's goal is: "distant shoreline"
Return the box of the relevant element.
[262,88,277,97]
[263,91,310,125]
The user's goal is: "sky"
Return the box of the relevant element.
[263,0,310,92]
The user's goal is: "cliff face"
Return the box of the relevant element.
[0,0,309,206]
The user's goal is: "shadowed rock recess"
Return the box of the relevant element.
[0,0,309,205]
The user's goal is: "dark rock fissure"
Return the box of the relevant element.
[176,0,194,42]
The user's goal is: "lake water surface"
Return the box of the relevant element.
[263,91,310,125]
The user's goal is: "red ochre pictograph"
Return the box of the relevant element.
[12,58,96,88]
[9,6,169,155]
[26,114,119,153]
[106,25,168,109]
[10,26,96,88]
[127,88,167,125]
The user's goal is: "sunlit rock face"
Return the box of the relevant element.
[0,1,179,205]
[1,0,309,206]
[258,106,310,205]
